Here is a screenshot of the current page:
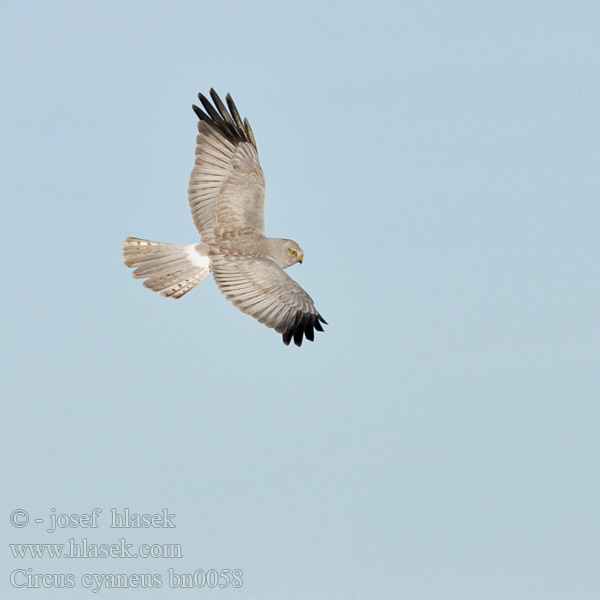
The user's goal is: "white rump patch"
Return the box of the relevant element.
[185,244,211,269]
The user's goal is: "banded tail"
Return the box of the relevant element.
[122,237,211,299]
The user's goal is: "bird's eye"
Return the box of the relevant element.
[289,249,295,255]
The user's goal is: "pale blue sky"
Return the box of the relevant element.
[2,1,599,599]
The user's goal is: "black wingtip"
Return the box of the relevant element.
[192,89,255,148]
[281,312,327,347]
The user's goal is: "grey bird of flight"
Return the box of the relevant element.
[122,89,327,346]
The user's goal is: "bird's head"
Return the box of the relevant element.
[276,239,303,268]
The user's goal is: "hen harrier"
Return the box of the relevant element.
[122,89,326,346]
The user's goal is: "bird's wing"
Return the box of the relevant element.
[211,255,327,346]
[188,89,265,241]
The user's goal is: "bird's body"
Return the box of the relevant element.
[123,89,326,346]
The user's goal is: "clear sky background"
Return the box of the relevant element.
[2,1,599,599]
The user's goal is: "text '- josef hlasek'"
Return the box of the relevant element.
[41,508,174,533]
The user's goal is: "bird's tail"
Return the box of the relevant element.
[122,237,211,299]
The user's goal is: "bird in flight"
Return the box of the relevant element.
[123,89,326,346]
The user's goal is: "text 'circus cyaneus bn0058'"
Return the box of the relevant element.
[122,89,327,346]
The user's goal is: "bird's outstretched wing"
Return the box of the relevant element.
[188,89,265,240]
[210,254,327,346]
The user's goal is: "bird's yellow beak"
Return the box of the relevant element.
[298,253,303,264]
